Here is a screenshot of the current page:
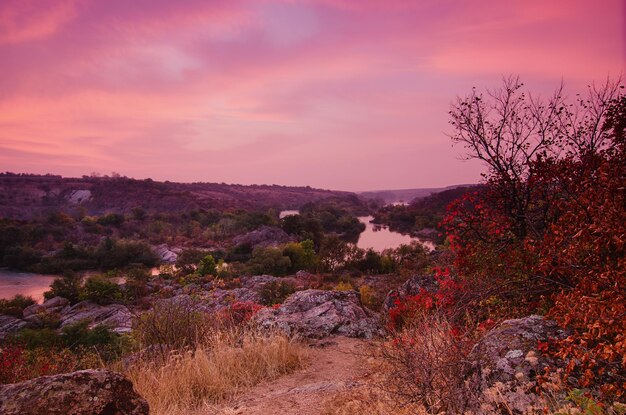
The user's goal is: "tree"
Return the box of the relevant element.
[445,77,625,400]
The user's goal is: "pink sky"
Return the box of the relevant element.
[0,0,624,191]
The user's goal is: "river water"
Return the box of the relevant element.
[0,269,57,302]
[280,210,434,252]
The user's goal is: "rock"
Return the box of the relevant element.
[233,226,294,249]
[23,296,69,318]
[60,301,132,333]
[154,244,180,263]
[0,315,28,340]
[253,289,383,339]
[382,274,437,313]
[468,315,568,413]
[241,274,279,290]
[66,189,92,204]
[0,369,148,415]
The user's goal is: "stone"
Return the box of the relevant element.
[0,315,28,340]
[233,226,294,249]
[0,369,149,415]
[468,315,568,414]
[253,289,383,339]
[60,301,132,333]
[23,296,69,318]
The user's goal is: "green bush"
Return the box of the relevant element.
[246,247,292,276]
[44,271,82,304]
[259,280,296,306]
[79,275,123,305]
[0,294,36,317]
[198,254,217,276]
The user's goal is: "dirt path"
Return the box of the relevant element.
[222,336,372,415]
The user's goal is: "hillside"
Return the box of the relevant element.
[358,184,474,204]
[0,173,353,220]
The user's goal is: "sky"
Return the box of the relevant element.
[0,0,624,191]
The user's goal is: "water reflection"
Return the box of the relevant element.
[356,216,435,252]
[0,269,57,303]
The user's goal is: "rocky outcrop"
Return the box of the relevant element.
[233,226,294,249]
[0,369,148,415]
[468,315,568,414]
[383,274,437,313]
[254,289,383,339]
[154,244,180,263]
[60,301,132,333]
[23,296,70,318]
[0,315,28,340]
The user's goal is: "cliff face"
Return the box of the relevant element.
[0,174,352,219]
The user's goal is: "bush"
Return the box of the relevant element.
[0,294,35,317]
[379,312,474,414]
[133,297,211,355]
[79,275,123,305]
[246,247,292,276]
[198,254,217,276]
[44,270,82,304]
[259,281,295,306]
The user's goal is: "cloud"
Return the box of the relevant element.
[0,0,623,189]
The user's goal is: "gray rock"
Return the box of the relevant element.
[468,315,568,413]
[154,244,180,263]
[23,296,69,318]
[233,226,294,248]
[240,274,279,289]
[0,369,148,415]
[253,289,383,339]
[60,301,132,333]
[0,315,28,340]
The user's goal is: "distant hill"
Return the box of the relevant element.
[0,173,355,220]
[358,184,476,204]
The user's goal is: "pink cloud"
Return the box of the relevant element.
[0,0,623,190]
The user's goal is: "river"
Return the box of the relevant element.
[0,269,57,302]
[280,210,434,252]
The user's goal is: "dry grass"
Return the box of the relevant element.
[124,327,308,415]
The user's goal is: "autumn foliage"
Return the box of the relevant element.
[443,78,626,400]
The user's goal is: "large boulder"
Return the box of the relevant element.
[382,274,437,313]
[0,315,28,341]
[233,226,294,249]
[60,301,132,333]
[0,369,148,415]
[468,315,568,413]
[253,289,383,339]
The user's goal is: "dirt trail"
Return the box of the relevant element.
[223,336,372,415]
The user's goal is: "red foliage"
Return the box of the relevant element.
[218,301,264,326]
[0,346,78,384]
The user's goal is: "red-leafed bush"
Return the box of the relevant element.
[219,301,264,327]
[444,78,626,401]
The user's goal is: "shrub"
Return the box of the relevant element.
[259,281,295,306]
[246,246,292,276]
[133,297,211,355]
[379,312,474,414]
[198,254,217,276]
[79,275,123,305]
[44,270,82,304]
[0,294,35,317]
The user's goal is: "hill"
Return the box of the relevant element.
[0,173,354,220]
[358,184,475,204]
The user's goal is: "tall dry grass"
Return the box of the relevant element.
[125,325,307,415]
[124,327,307,415]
